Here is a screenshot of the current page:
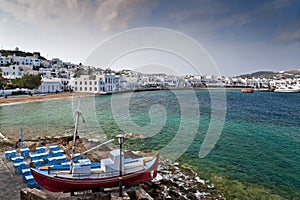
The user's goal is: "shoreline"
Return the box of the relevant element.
[0,92,94,106]
[0,87,243,106]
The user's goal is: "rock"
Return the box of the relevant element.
[140,158,220,200]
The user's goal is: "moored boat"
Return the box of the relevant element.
[241,88,254,93]
[274,86,300,93]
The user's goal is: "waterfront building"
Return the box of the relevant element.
[69,77,105,94]
[164,75,180,88]
[69,69,116,94]
[38,78,64,93]
[115,75,125,91]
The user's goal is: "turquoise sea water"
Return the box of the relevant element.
[0,90,299,198]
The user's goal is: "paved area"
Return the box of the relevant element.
[0,153,23,200]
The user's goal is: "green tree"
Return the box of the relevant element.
[12,75,42,89]
[0,68,8,89]
[0,77,8,89]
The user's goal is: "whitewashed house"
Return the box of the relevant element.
[121,70,142,90]
[38,78,64,93]
[164,76,179,88]
[1,65,24,79]
[38,68,52,78]
[0,54,11,66]
[115,75,125,91]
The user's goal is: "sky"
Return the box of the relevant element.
[0,0,299,76]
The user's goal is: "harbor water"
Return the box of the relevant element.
[0,90,299,198]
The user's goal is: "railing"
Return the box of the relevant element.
[51,169,122,179]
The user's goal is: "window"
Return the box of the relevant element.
[75,81,77,85]
[94,87,97,91]
[80,87,82,91]
[89,87,92,91]
[80,81,82,85]
[85,81,87,85]
[84,87,87,91]
[94,81,97,85]
[90,81,92,85]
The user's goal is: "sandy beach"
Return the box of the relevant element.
[0,92,94,106]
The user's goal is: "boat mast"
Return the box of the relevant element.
[20,128,25,148]
[70,98,84,173]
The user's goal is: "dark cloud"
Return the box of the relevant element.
[0,0,299,75]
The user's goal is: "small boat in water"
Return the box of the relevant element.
[241,88,254,93]
[274,86,300,93]
[31,99,159,193]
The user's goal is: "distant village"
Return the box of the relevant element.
[0,48,300,95]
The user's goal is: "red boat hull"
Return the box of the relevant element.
[242,88,254,93]
[31,154,159,192]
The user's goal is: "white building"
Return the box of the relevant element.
[69,77,105,93]
[11,55,41,68]
[24,65,39,76]
[38,78,64,93]
[69,69,116,94]
[38,68,52,78]
[121,70,142,90]
[98,71,116,92]
[164,76,180,88]
[0,55,10,66]
[1,65,24,79]
[115,75,125,91]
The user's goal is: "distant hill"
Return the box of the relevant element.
[284,70,300,75]
[239,69,300,79]
[0,49,47,60]
[239,71,276,79]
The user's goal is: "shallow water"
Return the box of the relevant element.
[0,90,299,198]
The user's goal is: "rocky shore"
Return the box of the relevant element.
[0,134,224,200]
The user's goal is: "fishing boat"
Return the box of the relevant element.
[30,100,159,193]
[31,151,159,192]
[241,88,254,93]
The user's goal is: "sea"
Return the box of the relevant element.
[0,90,299,199]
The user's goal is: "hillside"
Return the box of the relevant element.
[239,69,300,79]
[0,49,47,60]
